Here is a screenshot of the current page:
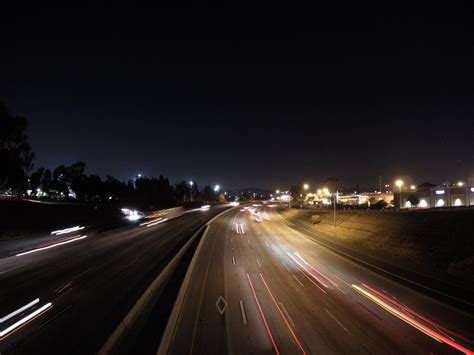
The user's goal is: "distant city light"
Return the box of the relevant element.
[276,189,280,194]
[303,183,309,190]
[410,185,416,190]
[395,180,403,188]
[189,180,194,186]
[137,173,142,178]
[457,181,464,187]
[214,185,220,192]
[435,190,445,195]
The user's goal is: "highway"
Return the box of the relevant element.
[0,205,228,354]
[161,205,474,354]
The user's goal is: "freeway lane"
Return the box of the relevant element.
[162,206,474,354]
[0,205,228,354]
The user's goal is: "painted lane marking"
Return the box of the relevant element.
[279,302,296,327]
[292,275,305,288]
[325,308,348,332]
[239,300,248,324]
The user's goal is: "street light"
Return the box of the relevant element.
[457,181,464,187]
[276,189,280,194]
[395,180,404,209]
[303,183,309,190]
[214,185,220,192]
[410,185,416,190]
[137,173,142,178]
[189,181,194,202]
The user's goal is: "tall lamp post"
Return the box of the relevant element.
[395,180,404,210]
[189,181,194,202]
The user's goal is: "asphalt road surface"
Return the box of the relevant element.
[0,205,228,354]
[162,205,474,355]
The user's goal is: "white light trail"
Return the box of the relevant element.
[146,218,168,227]
[51,226,84,235]
[16,235,88,256]
[0,302,52,339]
[0,299,39,323]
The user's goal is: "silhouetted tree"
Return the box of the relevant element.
[175,180,190,203]
[29,167,45,192]
[201,185,214,202]
[0,102,35,194]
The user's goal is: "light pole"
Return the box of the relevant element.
[395,180,404,210]
[189,181,194,202]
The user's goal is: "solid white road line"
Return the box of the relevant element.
[239,300,248,324]
[325,308,348,332]
[292,275,305,288]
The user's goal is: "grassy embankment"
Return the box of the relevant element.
[279,208,474,282]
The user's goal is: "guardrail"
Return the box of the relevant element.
[99,205,238,355]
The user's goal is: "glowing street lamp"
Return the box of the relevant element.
[395,180,404,209]
[410,185,416,190]
[276,189,280,194]
[214,185,220,192]
[303,183,309,190]
[457,181,464,187]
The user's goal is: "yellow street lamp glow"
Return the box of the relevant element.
[276,189,280,194]
[395,180,403,188]
[322,187,329,194]
[303,183,309,190]
[457,181,464,187]
[410,185,416,190]
[317,189,322,194]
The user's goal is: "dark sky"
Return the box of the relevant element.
[2,6,474,190]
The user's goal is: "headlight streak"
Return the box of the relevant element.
[0,299,39,323]
[15,235,88,256]
[294,252,338,288]
[51,226,85,235]
[145,218,168,227]
[246,273,280,355]
[0,302,53,340]
[286,252,329,291]
[259,273,306,355]
[139,218,162,226]
[352,284,474,355]
[234,223,246,234]
[361,283,474,345]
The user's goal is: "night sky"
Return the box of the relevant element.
[2,7,474,189]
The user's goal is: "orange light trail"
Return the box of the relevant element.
[361,283,474,346]
[352,284,473,355]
